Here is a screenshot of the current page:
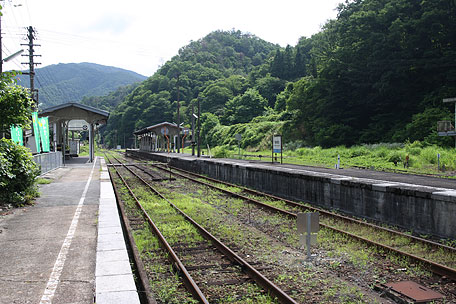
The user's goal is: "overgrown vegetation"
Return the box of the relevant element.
[0,72,34,133]
[202,141,456,175]
[0,138,40,206]
[0,64,40,207]
[101,0,455,152]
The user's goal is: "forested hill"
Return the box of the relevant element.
[105,0,456,149]
[104,30,280,146]
[16,62,147,109]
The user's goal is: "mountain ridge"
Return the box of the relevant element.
[15,62,147,109]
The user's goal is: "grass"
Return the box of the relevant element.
[111,171,199,304]
[110,152,452,303]
[79,141,104,157]
[194,141,456,176]
[153,177,383,303]
[35,177,52,184]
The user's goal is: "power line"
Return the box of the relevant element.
[35,76,53,109]
[23,0,33,25]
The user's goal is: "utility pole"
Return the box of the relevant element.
[0,14,3,74]
[191,101,195,156]
[21,26,41,108]
[176,73,181,153]
[197,96,201,157]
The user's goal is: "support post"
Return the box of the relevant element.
[62,121,66,167]
[89,123,94,163]
[176,74,180,153]
[197,97,201,157]
[192,101,195,156]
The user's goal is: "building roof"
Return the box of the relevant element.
[39,102,109,124]
[134,122,186,135]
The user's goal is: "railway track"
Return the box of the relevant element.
[105,154,298,303]
[158,163,456,280]
[124,152,456,282]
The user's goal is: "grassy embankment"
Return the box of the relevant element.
[184,141,456,177]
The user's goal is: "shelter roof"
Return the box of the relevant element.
[134,122,184,135]
[39,102,109,124]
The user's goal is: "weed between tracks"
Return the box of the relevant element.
[155,179,382,303]
[108,153,455,303]
[154,170,455,303]
[111,166,278,303]
[110,170,198,304]
[199,174,456,270]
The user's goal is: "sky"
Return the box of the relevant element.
[2,0,342,77]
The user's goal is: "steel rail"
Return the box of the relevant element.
[106,155,209,304]
[145,162,456,281]
[102,153,157,304]
[160,164,456,253]
[119,160,298,304]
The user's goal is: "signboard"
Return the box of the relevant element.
[10,125,23,145]
[297,212,319,259]
[273,135,282,153]
[68,120,90,131]
[32,112,41,153]
[235,133,242,141]
[272,134,283,164]
[297,212,319,234]
[38,117,50,152]
[160,126,169,135]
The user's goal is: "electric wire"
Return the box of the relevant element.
[23,0,33,25]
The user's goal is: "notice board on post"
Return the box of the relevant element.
[272,134,282,164]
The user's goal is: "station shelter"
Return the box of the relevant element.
[39,103,109,163]
[134,122,189,153]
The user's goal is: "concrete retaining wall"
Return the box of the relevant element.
[128,150,456,239]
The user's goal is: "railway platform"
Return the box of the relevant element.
[0,156,140,304]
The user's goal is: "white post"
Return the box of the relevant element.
[306,213,311,260]
[438,153,440,171]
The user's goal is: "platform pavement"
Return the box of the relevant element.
[0,157,140,304]
[96,158,140,303]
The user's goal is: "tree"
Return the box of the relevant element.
[254,74,285,108]
[223,88,267,124]
[0,138,40,206]
[200,112,220,146]
[0,70,39,207]
[201,83,233,115]
[0,72,34,132]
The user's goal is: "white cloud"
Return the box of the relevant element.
[2,0,341,76]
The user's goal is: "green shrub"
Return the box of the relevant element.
[375,147,388,158]
[0,139,40,206]
[387,152,402,164]
[212,145,230,158]
[348,146,369,157]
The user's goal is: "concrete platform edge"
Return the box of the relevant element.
[95,157,140,304]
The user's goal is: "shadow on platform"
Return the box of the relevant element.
[65,156,91,166]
